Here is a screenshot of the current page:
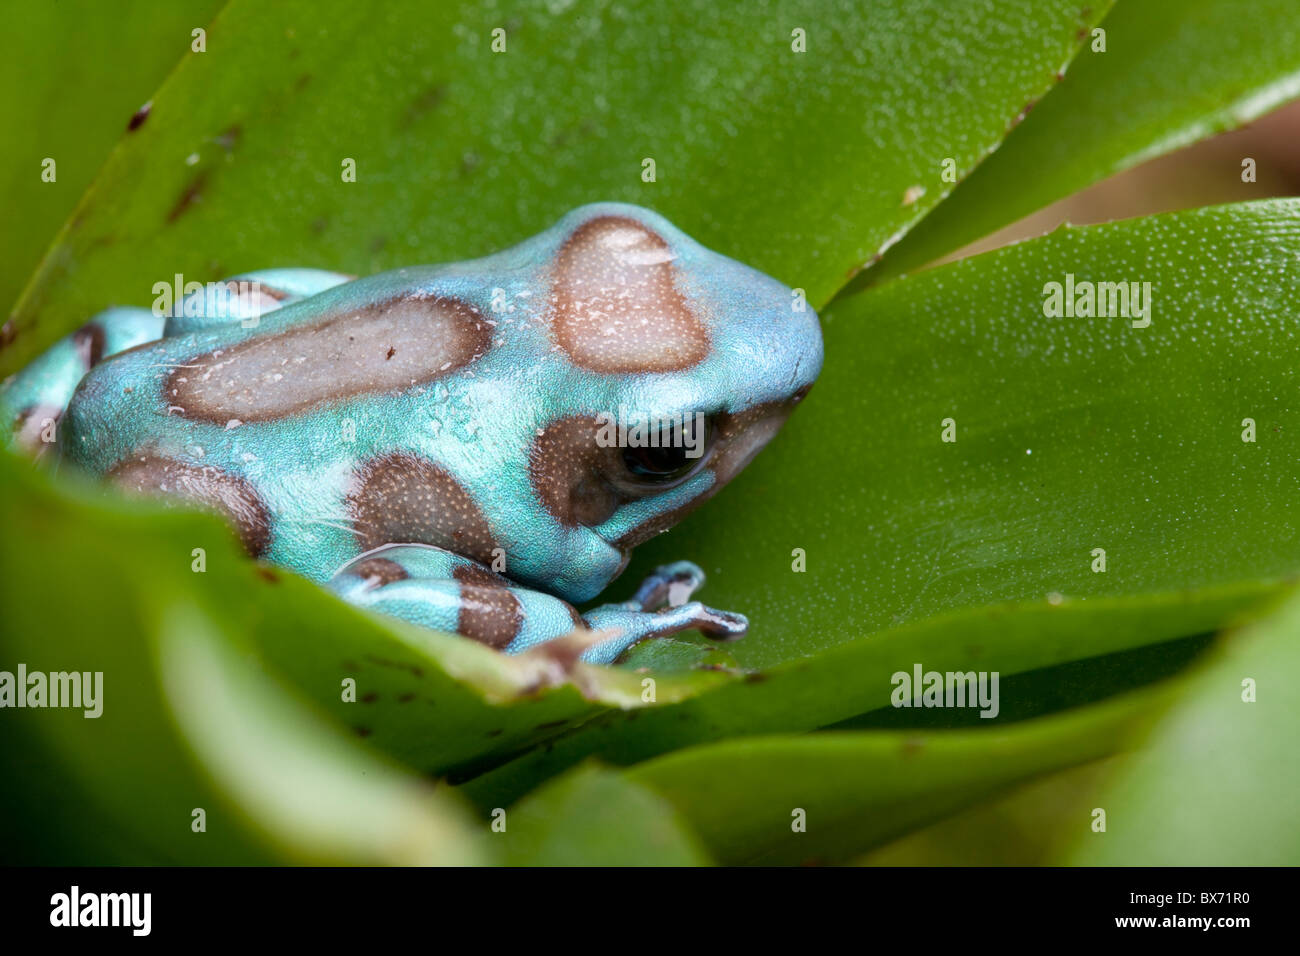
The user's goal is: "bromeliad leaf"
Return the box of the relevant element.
[1068,584,1300,865]
[500,764,711,865]
[0,0,225,315]
[3,0,1108,370]
[621,687,1167,865]
[862,0,1300,286]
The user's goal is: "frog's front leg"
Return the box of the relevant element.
[327,546,745,665]
[580,559,746,664]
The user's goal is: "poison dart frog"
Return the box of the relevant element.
[1,204,823,663]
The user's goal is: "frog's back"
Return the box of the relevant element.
[55,268,510,582]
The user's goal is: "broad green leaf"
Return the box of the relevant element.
[2,0,1109,371]
[1069,587,1300,865]
[0,0,224,316]
[624,689,1166,865]
[860,0,1300,287]
[500,764,710,866]
[854,758,1117,865]
[0,498,488,863]
[460,586,1273,809]
[156,606,489,865]
[829,632,1214,730]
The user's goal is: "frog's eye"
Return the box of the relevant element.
[620,418,712,485]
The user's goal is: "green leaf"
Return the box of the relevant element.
[155,606,490,865]
[500,764,711,866]
[852,759,1118,865]
[460,586,1272,809]
[624,689,1165,865]
[0,501,489,863]
[2,0,1108,371]
[1068,587,1300,865]
[0,0,224,315]
[860,0,1300,287]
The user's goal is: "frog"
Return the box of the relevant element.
[0,203,823,664]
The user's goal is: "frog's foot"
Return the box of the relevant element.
[579,563,747,664]
[579,603,747,665]
[626,560,708,611]
[586,601,747,641]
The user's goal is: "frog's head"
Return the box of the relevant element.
[521,203,823,603]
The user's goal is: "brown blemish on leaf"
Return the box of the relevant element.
[256,567,280,584]
[127,101,152,132]
[361,692,378,703]
[1008,97,1040,128]
[401,84,448,128]
[362,654,425,678]
[215,124,241,152]
[167,170,210,224]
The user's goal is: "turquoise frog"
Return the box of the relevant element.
[1,204,822,663]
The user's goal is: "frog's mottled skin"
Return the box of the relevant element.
[1,204,822,663]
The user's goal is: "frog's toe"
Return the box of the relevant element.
[668,601,748,641]
[630,560,708,611]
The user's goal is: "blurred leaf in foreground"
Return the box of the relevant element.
[1069,586,1300,865]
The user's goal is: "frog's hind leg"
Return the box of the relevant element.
[2,267,356,454]
[1,306,164,454]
